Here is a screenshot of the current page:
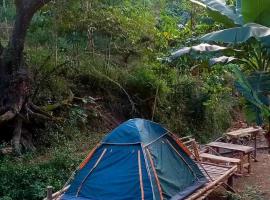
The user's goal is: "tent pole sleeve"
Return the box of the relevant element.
[138,150,145,200]
[76,148,107,197]
[141,145,156,200]
[146,148,164,200]
[79,143,101,169]
[170,133,193,156]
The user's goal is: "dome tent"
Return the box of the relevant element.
[61,118,207,200]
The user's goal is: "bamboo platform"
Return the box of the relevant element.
[186,162,237,200]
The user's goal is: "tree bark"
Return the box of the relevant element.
[1,0,52,72]
[0,0,52,153]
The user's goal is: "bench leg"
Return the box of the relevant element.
[239,153,244,174]
[248,153,251,174]
[227,176,234,188]
[222,176,236,193]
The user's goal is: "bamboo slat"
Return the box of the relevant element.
[186,164,237,200]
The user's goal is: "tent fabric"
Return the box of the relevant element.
[63,145,153,200]
[61,118,207,200]
[102,119,168,145]
[147,136,206,200]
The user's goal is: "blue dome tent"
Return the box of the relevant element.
[61,119,207,200]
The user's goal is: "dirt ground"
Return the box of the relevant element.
[234,151,270,199]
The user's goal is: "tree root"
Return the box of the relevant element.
[11,117,22,155]
[0,110,17,123]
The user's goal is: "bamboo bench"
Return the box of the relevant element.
[180,136,239,200]
[207,142,254,174]
[180,136,241,168]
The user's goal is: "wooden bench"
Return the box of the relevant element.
[225,127,262,160]
[178,136,239,199]
[207,142,254,174]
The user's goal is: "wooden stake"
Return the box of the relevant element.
[47,186,53,200]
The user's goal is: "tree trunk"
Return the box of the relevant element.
[0,0,52,154]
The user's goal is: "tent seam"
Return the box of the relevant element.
[143,132,168,147]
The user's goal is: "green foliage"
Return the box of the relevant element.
[0,1,15,22]
[227,187,264,200]
[0,150,81,200]
[156,70,233,142]
[242,0,270,27]
[127,65,170,100]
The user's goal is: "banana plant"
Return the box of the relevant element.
[232,67,270,125]
[200,23,270,70]
[189,0,270,53]
[190,0,270,27]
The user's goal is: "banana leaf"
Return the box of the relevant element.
[168,43,230,61]
[242,0,270,27]
[209,56,237,65]
[232,67,270,124]
[189,0,243,27]
[201,23,270,45]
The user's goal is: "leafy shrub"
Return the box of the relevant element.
[0,149,81,200]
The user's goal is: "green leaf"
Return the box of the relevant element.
[189,0,243,26]
[201,23,270,45]
[242,0,270,27]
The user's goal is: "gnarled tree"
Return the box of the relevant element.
[0,0,52,154]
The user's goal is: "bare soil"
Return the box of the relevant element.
[234,151,270,199]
